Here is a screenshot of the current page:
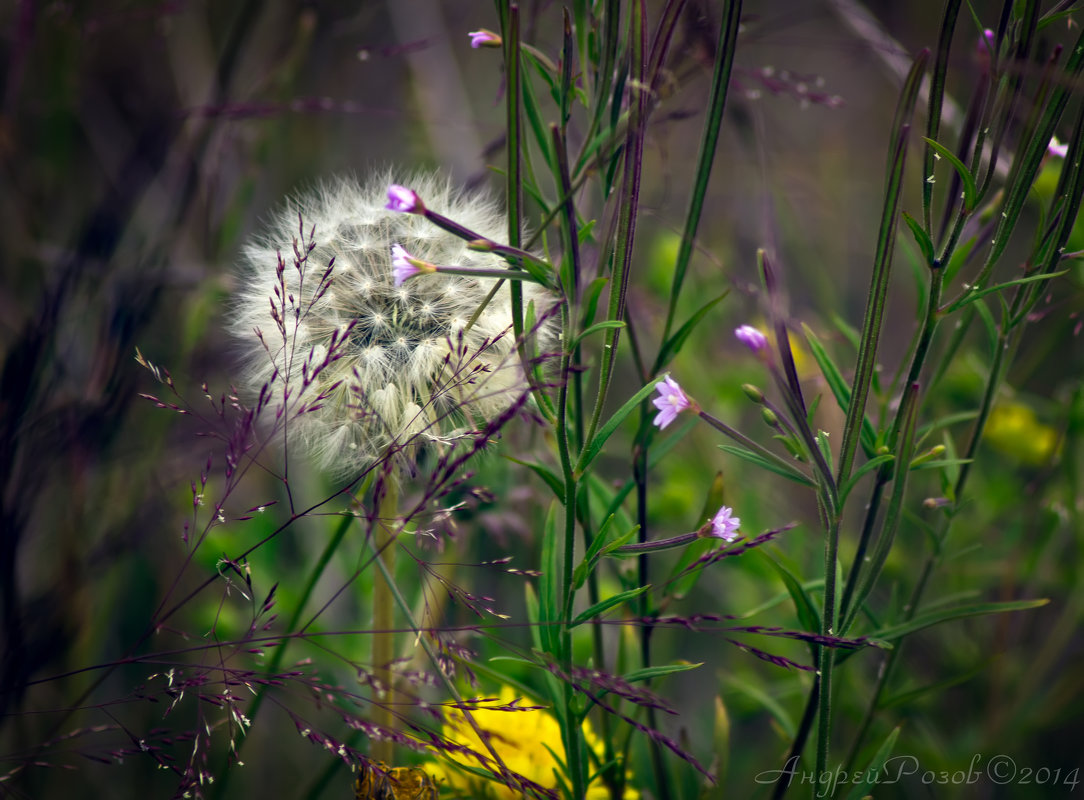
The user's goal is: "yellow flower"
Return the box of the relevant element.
[984,402,1059,466]
[428,687,637,799]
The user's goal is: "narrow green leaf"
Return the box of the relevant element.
[803,324,876,456]
[722,675,795,739]
[761,553,821,638]
[947,269,1068,312]
[539,501,561,654]
[621,662,703,683]
[815,430,834,475]
[942,234,977,285]
[658,0,743,355]
[972,295,998,352]
[872,599,1049,642]
[524,582,543,652]
[506,456,564,500]
[520,65,557,172]
[840,383,921,635]
[910,458,973,471]
[579,275,609,329]
[902,211,936,266]
[828,312,861,352]
[839,453,895,504]
[584,471,638,547]
[881,660,995,710]
[570,320,626,349]
[577,218,597,244]
[719,444,816,487]
[711,694,731,797]
[837,49,929,486]
[921,0,961,230]
[575,377,663,476]
[916,410,978,438]
[573,517,639,591]
[571,586,650,628]
[654,291,729,371]
[924,137,978,211]
[843,727,901,800]
[581,514,619,570]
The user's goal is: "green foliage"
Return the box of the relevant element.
[6,2,1084,800]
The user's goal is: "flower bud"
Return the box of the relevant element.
[742,383,765,403]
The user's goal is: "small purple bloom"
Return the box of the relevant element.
[1049,136,1069,159]
[386,184,423,214]
[652,376,691,430]
[735,325,768,354]
[391,244,421,287]
[468,29,501,48]
[709,506,741,542]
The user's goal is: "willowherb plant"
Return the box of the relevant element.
[10,3,1084,800]
[231,171,554,478]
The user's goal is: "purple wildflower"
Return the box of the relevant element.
[1049,137,1069,159]
[735,325,768,354]
[709,506,741,542]
[391,244,433,287]
[385,184,423,214]
[468,29,501,49]
[652,376,691,430]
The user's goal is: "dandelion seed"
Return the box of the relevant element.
[231,172,555,476]
[652,376,691,430]
[734,324,768,354]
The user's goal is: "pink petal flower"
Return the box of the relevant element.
[468,29,501,48]
[391,244,421,287]
[709,506,741,542]
[386,184,423,214]
[735,325,768,354]
[1049,136,1069,159]
[652,376,691,430]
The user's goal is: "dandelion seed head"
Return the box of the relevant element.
[232,171,554,476]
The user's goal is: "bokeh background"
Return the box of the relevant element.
[2,1,1082,798]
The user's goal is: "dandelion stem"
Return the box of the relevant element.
[371,478,398,764]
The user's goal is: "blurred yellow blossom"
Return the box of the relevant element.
[984,402,1059,465]
[429,686,637,799]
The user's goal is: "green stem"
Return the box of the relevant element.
[583,0,646,450]
[504,5,527,366]
[837,51,928,487]
[556,277,586,800]
[371,479,399,765]
[814,505,840,785]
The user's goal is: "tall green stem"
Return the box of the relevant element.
[371,479,399,765]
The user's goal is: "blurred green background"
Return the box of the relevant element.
[2,1,1082,798]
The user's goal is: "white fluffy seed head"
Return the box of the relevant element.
[231,171,553,477]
